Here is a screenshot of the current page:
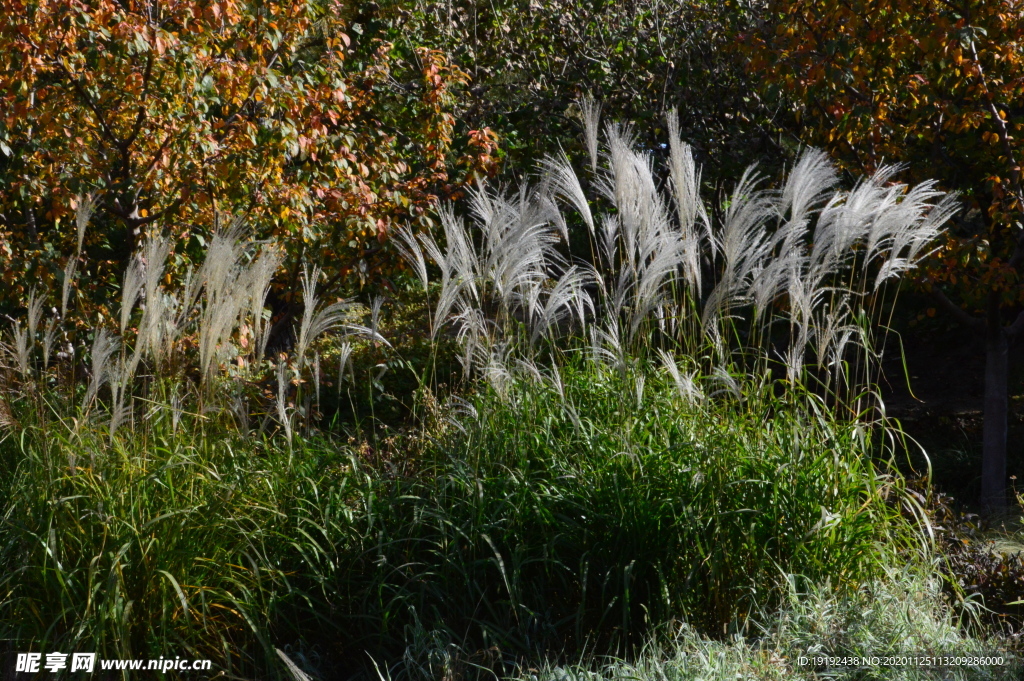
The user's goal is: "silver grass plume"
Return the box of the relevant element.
[84,328,118,408]
[295,265,368,367]
[709,366,742,402]
[120,254,145,335]
[530,265,592,344]
[702,166,773,336]
[666,108,712,282]
[26,289,44,341]
[10,322,30,378]
[42,318,57,370]
[108,358,129,440]
[61,257,77,318]
[197,227,248,384]
[335,341,354,401]
[276,359,292,444]
[370,295,384,340]
[75,192,96,253]
[657,349,703,405]
[540,152,594,234]
[392,225,429,291]
[243,246,283,360]
[133,234,172,368]
[276,649,313,681]
[481,340,513,400]
[580,94,602,174]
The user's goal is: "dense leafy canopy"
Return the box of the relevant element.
[0,0,497,318]
[390,0,782,183]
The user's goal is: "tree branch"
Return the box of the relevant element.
[930,285,985,330]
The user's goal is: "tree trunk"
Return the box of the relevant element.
[981,319,1009,511]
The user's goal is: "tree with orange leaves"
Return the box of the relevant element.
[0,0,498,322]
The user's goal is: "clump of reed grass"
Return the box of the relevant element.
[0,219,388,443]
[396,100,958,403]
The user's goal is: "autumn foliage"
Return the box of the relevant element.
[0,0,498,318]
[746,0,1024,312]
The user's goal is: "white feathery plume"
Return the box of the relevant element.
[600,214,619,267]
[702,167,773,334]
[657,349,703,405]
[589,319,626,376]
[141,234,172,304]
[177,265,203,330]
[443,395,478,434]
[709,366,742,402]
[779,148,837,233]
[633,372,646,407]
[630,234,685,340]
[481,341,513,400]
[580,94,602,174]
[335,341,354,400]
[860,166,917,270]
[143,290,175,366]
[26,288,44,341]
[370,295,384,341]
[514,357,545,384]
[108,359,129,440]
[62,257,77,318]
[813,298,851,370]
[245,247,283,360]
[120,255,145,335]
[42,318,57,370]
[10,322,30,378]
[84,328,118,407]
[276,359,292,443]
[276,649,313,681]
[666,109,712,265]
[783,343,806,386]
[295,265,358,367]
[452,299,490,376]
[539,152,594,233]
[440,201,479,300]
[392,224,429,291]
[531,265,594,344]
[478,187,557,312]
[75,192,96,253]
[197,238,247,383]
[538,188,569,242]
[136,234,173,360]
[421,204,477,336]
